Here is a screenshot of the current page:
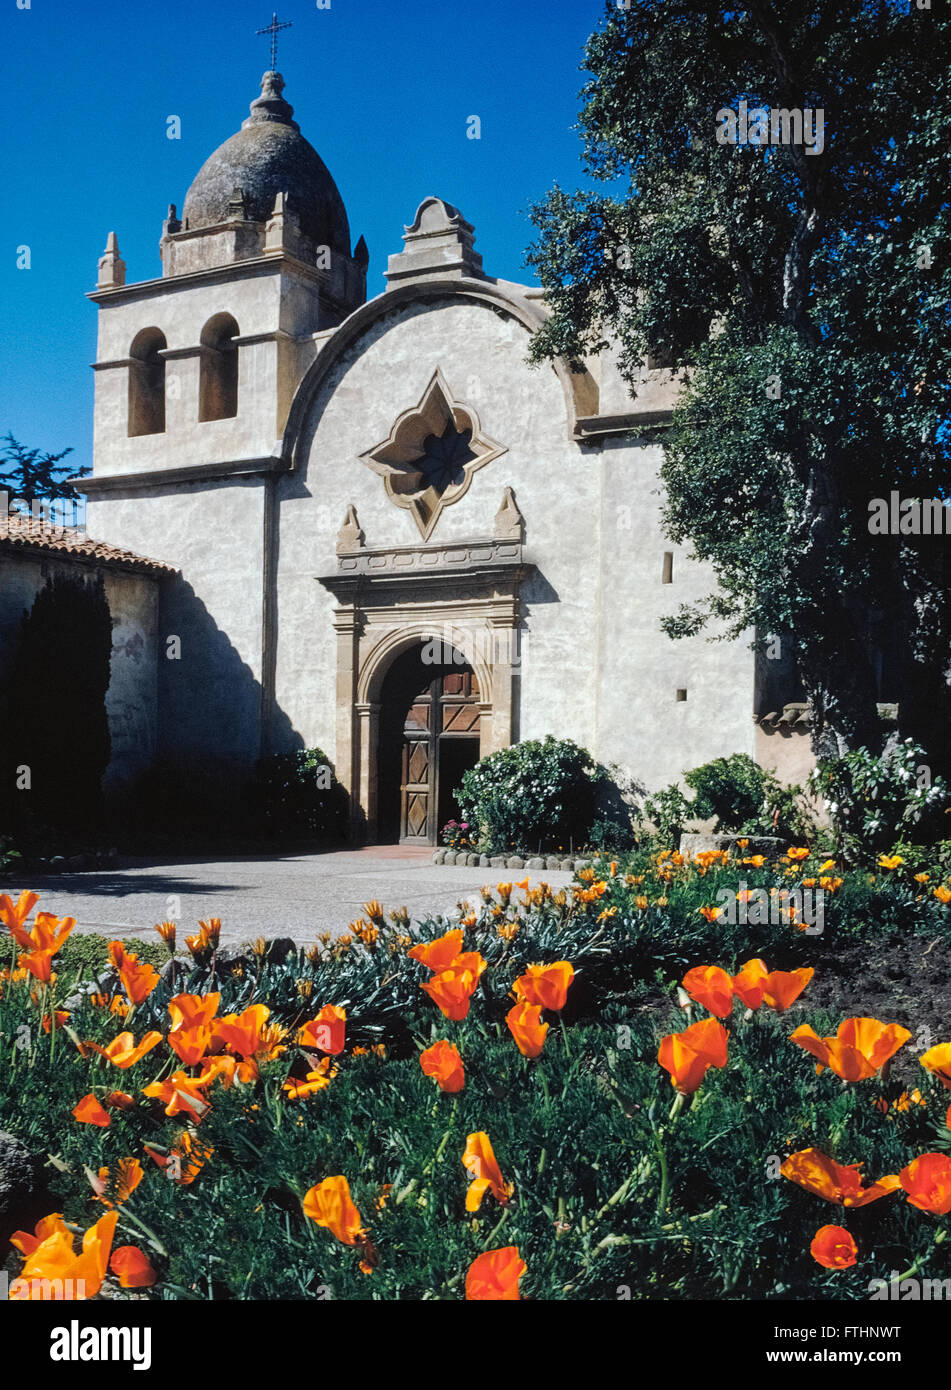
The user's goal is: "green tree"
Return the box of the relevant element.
[1,432,87,502]
[526,1,950,765]
[0,573,112,838]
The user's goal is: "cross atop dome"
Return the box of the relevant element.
[255,11,292,71]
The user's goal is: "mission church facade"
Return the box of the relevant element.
[69,67,810,844]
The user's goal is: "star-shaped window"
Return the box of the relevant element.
[359,368,506,539]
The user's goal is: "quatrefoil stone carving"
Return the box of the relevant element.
[358,367,506,539]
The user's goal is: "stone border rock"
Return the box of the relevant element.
[433,849,591,872]
[2,848,120,878]
[678,833,785,856]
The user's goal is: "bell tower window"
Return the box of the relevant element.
[199,314,239,421]
[128,328,167,436]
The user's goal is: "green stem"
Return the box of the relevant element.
[118,1206,169,1258]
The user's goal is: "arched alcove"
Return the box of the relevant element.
[198,313,239,422]
[128,328,167,437]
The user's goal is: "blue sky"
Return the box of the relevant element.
[0,0,610,479]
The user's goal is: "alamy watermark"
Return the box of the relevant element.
[1,490,84,539]
[712,882,825,934]
[868,493,951,535]
[715,100,825,155]
[420,624,526,670]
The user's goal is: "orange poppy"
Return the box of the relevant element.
[41,1010,70,1033]
[142,1070,211,1121]
[84,1030,163,1070]
[780,1148,900,1206]
[657,1017,729,1095]
[420,1039,465,1093]
[144,1130,213,1185]
[92,1157,145,1207]
[810,1225,858,1269]
[786,847,810,861]
[110,1245,158,1288]
[421,962,484,1021]
[463,1132,514,1211]
[898,1153,951,1215]
[283,1056,337,1098]
[10,1212,70,1257]
[214,1003,286,1066]
[72,1094,112,1127]
[513,961,575,1012]
[10,1209,118,1301]
[681,965,734,1018]
[919,1042,951,1090]
[108,941,159,1005]
[732,959,814,1012]
[302,1174,366,1245]
[934,885,951,905]
[20,949,56,983]
[465,1246,526,1300]
[104,1090,135,1111]
[0,889,39,938]
[167,992,221,1030]
[167,1022,215,1067]
[408,929,465,972]
[506,1001,549,1058]
[297,1003,346,1055]
[790,1018,911,1081]
[196,1054,239,1089]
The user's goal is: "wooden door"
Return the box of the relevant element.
[400,689,436,842]
[398,668,481,844]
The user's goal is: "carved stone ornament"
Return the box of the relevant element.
[358,367,506,540]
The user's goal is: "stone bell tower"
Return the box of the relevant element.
[87,69,368,483]
[81,69,369,774]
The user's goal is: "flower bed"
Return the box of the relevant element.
[2,844,951,1301]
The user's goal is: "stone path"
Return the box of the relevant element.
[2,847,574,949]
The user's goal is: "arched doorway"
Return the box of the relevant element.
[376,641,482,844]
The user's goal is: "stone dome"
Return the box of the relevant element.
[181,72,351,254]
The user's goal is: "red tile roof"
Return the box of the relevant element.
[0,515,177,575]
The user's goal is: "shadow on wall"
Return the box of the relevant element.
[118,573,306,848]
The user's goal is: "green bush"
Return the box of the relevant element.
[810,739,950,863]
[455,736,626,855]
[54,932,168,977]
[249,748,348,842]
[642,754,814,845]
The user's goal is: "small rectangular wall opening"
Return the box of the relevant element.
[662,552,673,584]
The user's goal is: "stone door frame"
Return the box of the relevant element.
[317,537,530,842]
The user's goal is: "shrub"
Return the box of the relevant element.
[249,748,348,842]
[54,931,168,977]
[455,737,622,855]
[810,739,950,863]
[642,754,814,845]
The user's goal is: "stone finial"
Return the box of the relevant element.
[353,234,369,270]
[384,196,484,285]
[227,187,249,222]
[163,203,182,236]
[264,190,302,254]
[336,503,366,555]
[243,70,300,131]
[494,486,525,542]
[96,231,126,289]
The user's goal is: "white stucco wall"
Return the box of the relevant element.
[274,289,756,795]
[86,481,267,765]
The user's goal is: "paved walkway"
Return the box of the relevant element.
[3,848,573,949]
